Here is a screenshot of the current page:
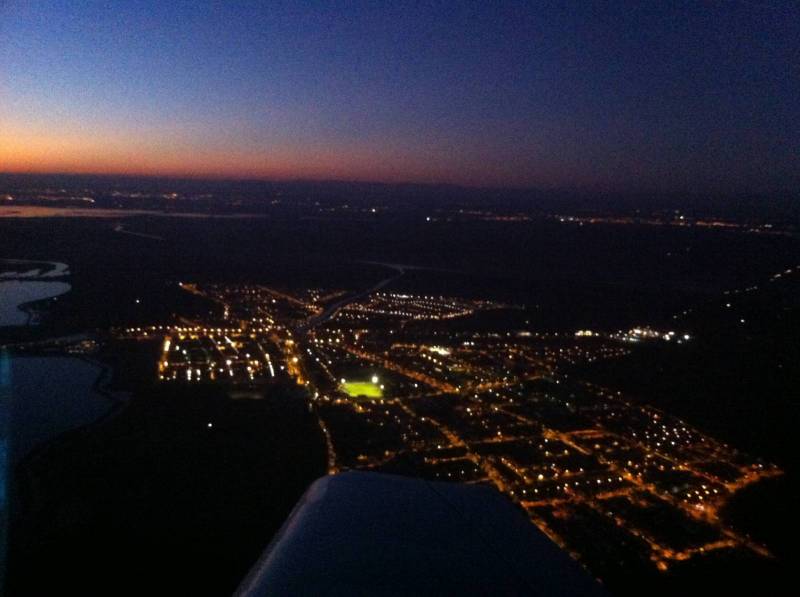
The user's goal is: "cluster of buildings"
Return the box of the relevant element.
[117,282,782,584]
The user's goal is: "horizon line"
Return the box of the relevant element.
[1,169,796,199]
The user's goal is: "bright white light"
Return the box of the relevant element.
[371,375,379,384]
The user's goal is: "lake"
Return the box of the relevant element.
[0,281,72,327]
[0,259,71,327]
[8,356,116,463]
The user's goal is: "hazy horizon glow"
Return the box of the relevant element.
[1,1,798,191]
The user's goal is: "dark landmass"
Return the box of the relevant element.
[1,200,797,336]
[722,475,797,563]
[8,341,327,596]
[572,269,800,470]
[2,181,797,595]
[2,172,799,224]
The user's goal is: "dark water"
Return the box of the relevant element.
[9,356,114,462]
[0,281,71,327]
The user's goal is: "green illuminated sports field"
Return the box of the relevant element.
[340,381,383,399]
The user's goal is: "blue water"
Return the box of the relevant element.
[9,356,115,463]
[0,259,71,327]
[0,280,71,326]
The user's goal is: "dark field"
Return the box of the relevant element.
[1,212,797,332]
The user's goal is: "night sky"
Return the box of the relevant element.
[1,1,798,191]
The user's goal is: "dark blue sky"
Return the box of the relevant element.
[1,1,798,191]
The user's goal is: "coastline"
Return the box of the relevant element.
[1,281,71,328]
[11,352,127,470]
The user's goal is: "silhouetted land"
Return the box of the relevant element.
[1,180,797,595]
[8,341,326,595]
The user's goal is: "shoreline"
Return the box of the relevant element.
[11,352,127,469]
[8,350,132,563]
[1,283,72,329]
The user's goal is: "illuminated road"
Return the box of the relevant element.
[298,264,406,331]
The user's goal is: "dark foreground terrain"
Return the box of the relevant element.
[8,341,326,596]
